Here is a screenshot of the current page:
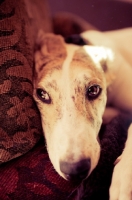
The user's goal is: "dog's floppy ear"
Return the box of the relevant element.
[34,30,67,73]
[35,30,67,56]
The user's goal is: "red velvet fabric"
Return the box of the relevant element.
[0,139,77,200]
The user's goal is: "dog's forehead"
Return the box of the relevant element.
[38,45,102,79]
[70,47,102,74]
[35,32,105,86]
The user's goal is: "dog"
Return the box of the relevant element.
[33,28,132,200]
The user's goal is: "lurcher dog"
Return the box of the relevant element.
[33,28,132,200]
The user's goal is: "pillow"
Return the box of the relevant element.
[0,0,44,163]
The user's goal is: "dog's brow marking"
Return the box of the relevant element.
[39,60,62,73]
[39,61,50,72]
[38,55,56,71]
[62,45,79,77]
[46,80,58,91]
[61,44,79,94]
[71,48,97,70]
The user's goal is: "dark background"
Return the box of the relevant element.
[48,0,132,31]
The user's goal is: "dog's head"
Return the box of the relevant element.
[33,31,113,182]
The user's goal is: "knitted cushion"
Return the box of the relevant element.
[0,0,43,163]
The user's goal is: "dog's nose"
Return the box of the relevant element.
[60,159,91,182]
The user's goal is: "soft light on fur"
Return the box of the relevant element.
[34,34,107,178]
[34,29,132,199]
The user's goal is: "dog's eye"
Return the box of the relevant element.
[86,85,102,100]
[36,88,51,104]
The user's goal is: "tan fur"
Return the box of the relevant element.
[34,34,107,177]
[34,29,132,199]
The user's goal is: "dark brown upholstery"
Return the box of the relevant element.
[0,0,43,163]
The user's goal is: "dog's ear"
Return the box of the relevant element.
[34,31,67,73]
[35,30,67,56]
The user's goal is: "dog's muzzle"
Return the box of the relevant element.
[60,158,91,182]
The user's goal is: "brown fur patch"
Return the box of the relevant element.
[35,33,67,71]
[34,33,67,85]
